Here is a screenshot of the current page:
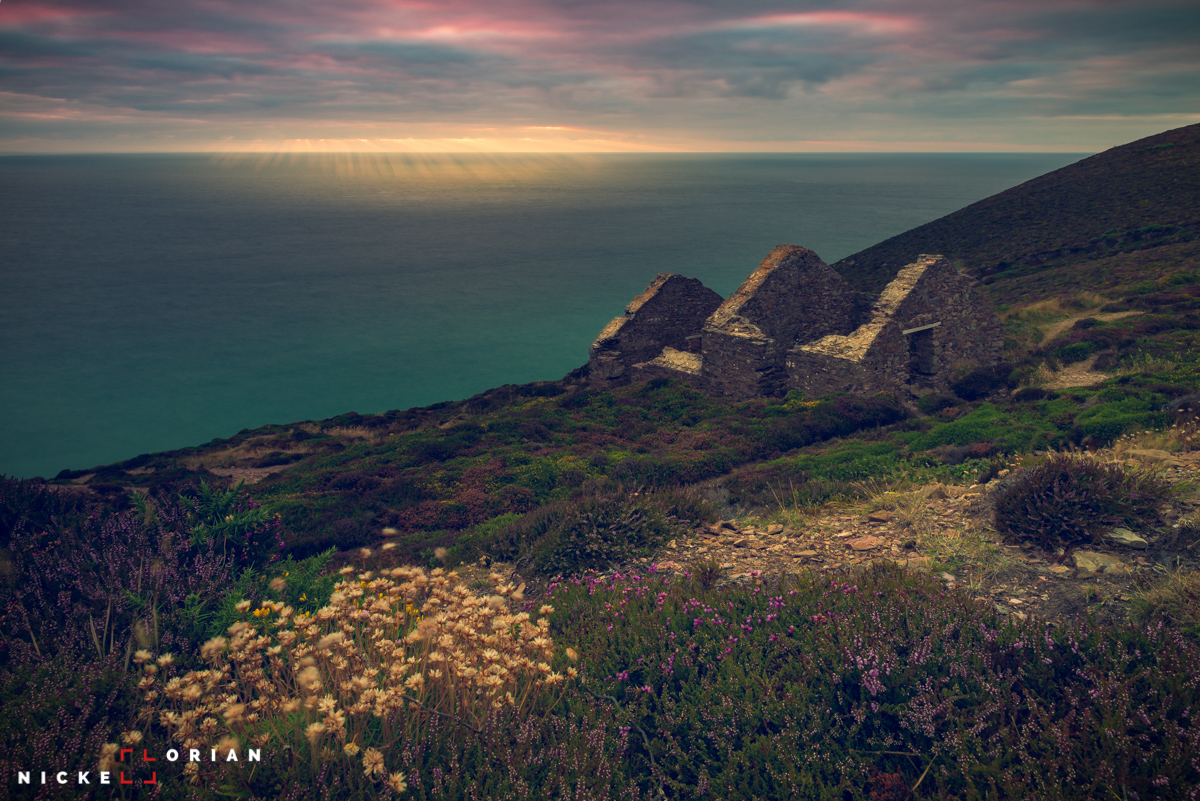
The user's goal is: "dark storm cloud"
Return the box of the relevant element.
[1,0,1197,150]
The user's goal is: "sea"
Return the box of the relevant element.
[0,152,1084,479]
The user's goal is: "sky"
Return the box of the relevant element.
[2,0,1199,153]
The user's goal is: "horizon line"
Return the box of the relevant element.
[0,148,1098,156]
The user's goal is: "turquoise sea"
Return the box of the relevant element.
[0,152,1083,479]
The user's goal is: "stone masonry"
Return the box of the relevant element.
[587,273,723,389]
[586,245,1003,400]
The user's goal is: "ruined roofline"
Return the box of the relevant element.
[586,244,1001,400]
[590,272,681,356]
[796,254,949,361]
[704,244,847,334]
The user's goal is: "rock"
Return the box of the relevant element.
[1125,448,1177,464]
[766,523,784,535]
[1073,551,1127,574]
[1048,565,1070,575]
[732,538,749,548]
[1105,528,1149,549]
[905,557,933,570]
[795,550,820,558]
[939,572,957,583]
[667,539,677,549]
[847,535,883,551]
[921,483,967,500]
[865,510,894,523]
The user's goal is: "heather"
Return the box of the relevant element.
[480,485,716,576]
[544,564,1200,800]
[991,454,1173,549]
[4,460,1200,799]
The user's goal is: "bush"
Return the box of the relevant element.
[950,362,1014,401]
[483,488,706,576]
[1067,388,1171,447]
[1012,387,1058,402]
[1051,341,1098,364]
[916,393,957,414]
[991,455,1171,548]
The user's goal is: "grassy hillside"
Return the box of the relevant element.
[834,123,1200,302]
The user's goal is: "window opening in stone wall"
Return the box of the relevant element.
[908,327,936,377]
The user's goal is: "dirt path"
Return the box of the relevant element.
[1044,353,1112,389]
[490,451,1200,630]
[1039,310,1143,389]
[1039,310,1142,346]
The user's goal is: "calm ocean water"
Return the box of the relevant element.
[0,152,1082,479]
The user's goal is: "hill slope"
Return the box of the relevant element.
[834,123,1200,302]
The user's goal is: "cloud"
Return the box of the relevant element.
[1,0,1197,151]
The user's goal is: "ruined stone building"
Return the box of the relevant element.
[587,245,1003,400]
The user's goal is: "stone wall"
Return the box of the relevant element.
[587,274,722,389]
[584,248,1003,402]
[701,246,866,399]
[787,255,1003,397]
[629,347,708,389]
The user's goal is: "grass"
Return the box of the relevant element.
[1131,567,1200,641]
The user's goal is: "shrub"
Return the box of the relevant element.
[180,479,284,568]
[916,393,957,414]
[0,477,92,549]
[1067,388,1171,447]
[1051,341,1098,364]
[484,488,702,576]
[991,454,1171,548]
[905,403,1064,454]
[3,494,240,666]
[950,362,1014,401]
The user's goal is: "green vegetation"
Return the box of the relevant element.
[481,485,717,575]
[833,123,1200,300]
[5,122,1200,798]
